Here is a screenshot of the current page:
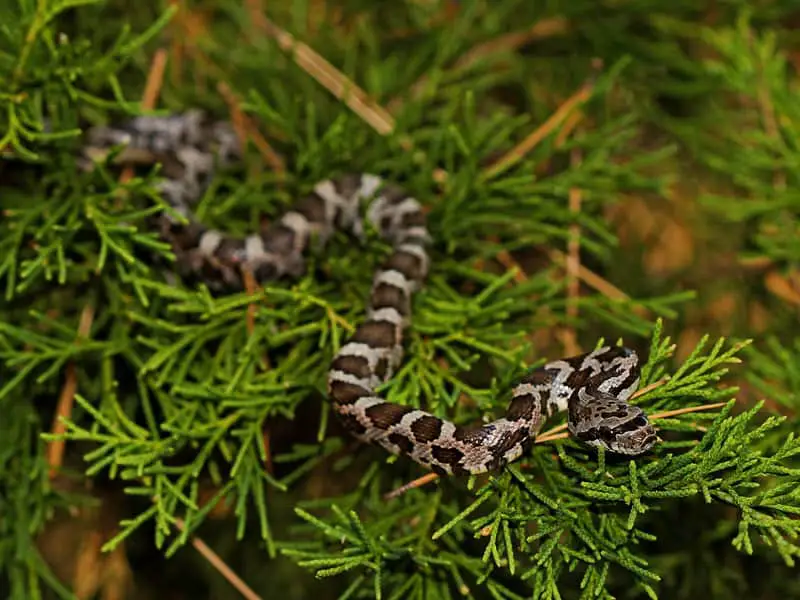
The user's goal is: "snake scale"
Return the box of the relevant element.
[81,110,658,476]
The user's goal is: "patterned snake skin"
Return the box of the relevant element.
[82,110,658,476]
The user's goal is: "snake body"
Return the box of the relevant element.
[83,110,657,476]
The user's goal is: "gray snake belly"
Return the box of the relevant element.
[82,110,658,476]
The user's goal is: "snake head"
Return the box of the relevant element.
[597,411,658,455]
[568,391,658,455]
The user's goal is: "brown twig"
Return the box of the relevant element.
[553,109,584,148]
[647,401,729,421]
[170,6,226,82]
[119,49,169,184]
[166,11,283,479]
[482,235,528,283]
[248,6,395,136]
[547,249,628,301]
[240,268,274,474]
[384,472,440,500]
[477,245,642,330]
[217,81,286,179]
[559,146,583,356]
[168,5,287,178]
[174,517,263,600]
[480,78,596,182]
[631,377,671,400]
[47,305,95,478]
[764,269,800,306]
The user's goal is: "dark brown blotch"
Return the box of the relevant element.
[506,394,539,421]
[387,432,415,454]
[564,366,593,391]
[350,320,397,348]
[431,444,465,467]
[379,215,394,232]
[336,413,367,436]
[263,224,298,255]
[370,282,409,315]
[253,260,279,282]
[614,414,650,433]
[381,185,409,205]
[409,415,443,444]
[398,232,430,247]
[400,210,426,228]
[607,371,640,397]
[214,236,246,263]
[561,349,595,369]
[493,427,529,457]
[602,346,636,360]
[519,368,552,386]
[385,249,425,283]
[328,380,371,405]
[295,192,328,225]
[331,354,372,379]
[600,406,631,420]
[576,426,616,445]
[332,173,363,198]
[431,463,449,476]
[374,357,390,379]
[453,425,491,446]
[364,402,413,430]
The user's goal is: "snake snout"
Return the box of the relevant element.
[612,422,658,455]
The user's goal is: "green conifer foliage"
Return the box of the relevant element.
[1,1,799,598]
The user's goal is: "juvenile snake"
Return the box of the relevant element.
[82,110,657,476]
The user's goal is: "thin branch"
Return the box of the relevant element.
[47,305,95,478]
[648,401,730,421]
[480,76,597,182]
[173,517,264,600]
[119,48,168,184]
[559,144,584,356]
[764,269,800,306]
[547,248,629,301]
[248,5,395,136]
[483,236,528,284]
[384,472,440,500]
[631,377,670,400]
[217,81,286,178]
[240,268,274,474]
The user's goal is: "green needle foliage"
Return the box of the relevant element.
[1,1,799,599]
[282,326,800,600]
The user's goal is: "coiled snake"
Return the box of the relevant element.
[82,110,657,476]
